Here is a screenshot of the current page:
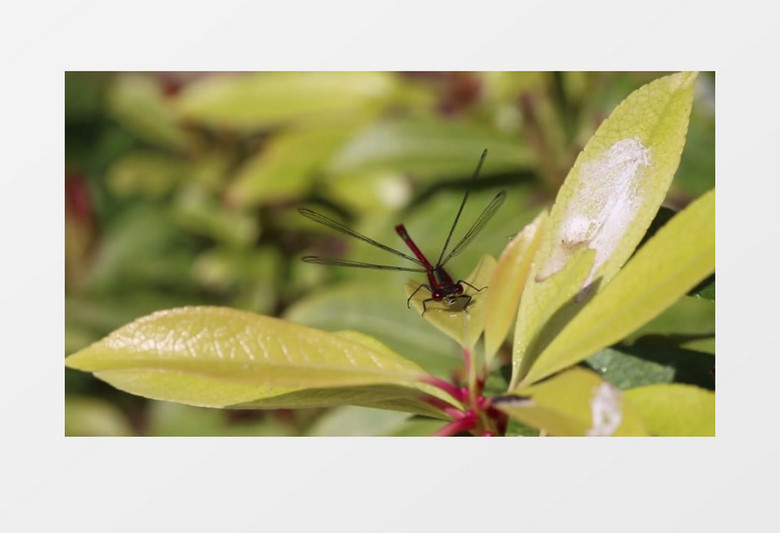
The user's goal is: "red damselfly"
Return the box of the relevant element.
[299,149,506,313]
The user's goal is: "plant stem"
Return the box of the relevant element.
[433,411,477,436]
[421,376,466,402]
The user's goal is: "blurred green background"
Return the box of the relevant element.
[65,71,715,436]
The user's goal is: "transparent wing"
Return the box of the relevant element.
[436,149,488,265]
[440,191,506,266]
[302,256,426,273]
[299,207,424,267]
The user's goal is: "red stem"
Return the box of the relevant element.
[433,411,477,436]
[421,376,466,402]
[421,395,455,412]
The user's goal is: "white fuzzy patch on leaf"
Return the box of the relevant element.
[587,382,623,436]
[537,137,652,286]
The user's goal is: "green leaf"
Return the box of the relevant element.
[522,188,715,386]
[624,384,714,436]
[237,387,450,419]
[484,210,547,363]
[494,367,648,436]
[510,72,699,386]
[560,70,694,279]
[306,406,447,436]
[65,307,448,407]
[107,74,194,151]
[307,406,415,436]
[505,418,542,437]
[404,255,496,349]
[688,274,715,301]
[389,417,452,436]
[482,363,512,396]
[66,292,201,349]
[284,281,461,377]
[227,125,359,206]
[320,169,411,215]
[510,248,596,387]
[175,72,398,130]
[327,116,534,180]
[193,247,280,292]
[673,77,715,197]
[92,368,448,418]
[625,295,715,353]
[585,345,715,390]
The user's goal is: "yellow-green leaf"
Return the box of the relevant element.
[522,188,715,386]
[327,117,534,180]
[624,384,714,436]
[331,329,461,403]
[227,125,358,207]
[534,72,697,288]
[484,210,547,363]
[91,368,449,418]
[494,367,647,436]
[237,384,450,419]
[510,248,596,388]
[320,169,411,215]
[283,281,461,377]
[404,255,496,349]
[175,72,397,130]
[510,72,699,386]
[65,306,432,391]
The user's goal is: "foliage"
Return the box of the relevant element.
[65,71,714,436]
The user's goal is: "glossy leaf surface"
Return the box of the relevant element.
[484,210,547,362]
[512,72,699,386]
[65,307,455,414]
[521,189,714,386]
[495,367,647,436]
[624,384,714,436]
